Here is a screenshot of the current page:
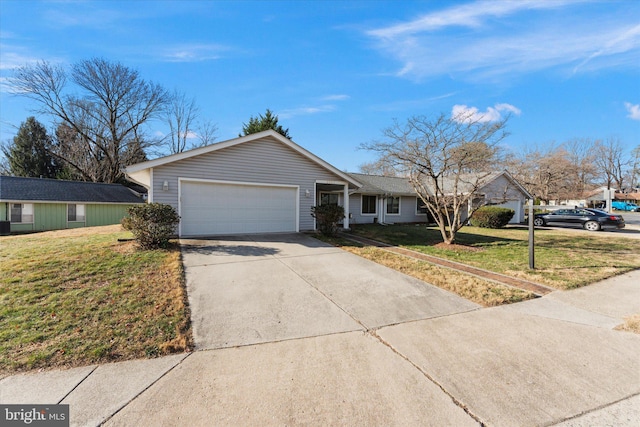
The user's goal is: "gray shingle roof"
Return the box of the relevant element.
[0,176,144,204]
[348,171,530,198]
[347,173,416,195]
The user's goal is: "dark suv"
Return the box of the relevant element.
[533,208,625,231]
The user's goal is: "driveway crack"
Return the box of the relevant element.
[370,330,486,426]
[272,255,370,332]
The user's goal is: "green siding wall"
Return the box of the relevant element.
[35,203,67,231]
[4,202,138,233]
[86,204,132,227]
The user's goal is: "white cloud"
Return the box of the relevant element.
[370,92,457,112]
[278,105,336,119]
[625,102,640,120]
[366,1,640,81]
[161,44,229,62]
[0,49,42,70]
[452,103,520,123]
[494,103,522,116]
[368,0,577,39]
[183,131,199,139]
[321,94,350,101]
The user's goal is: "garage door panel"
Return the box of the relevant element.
[181,181,297,236]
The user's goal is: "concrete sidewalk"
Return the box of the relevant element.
[1,250,638,426]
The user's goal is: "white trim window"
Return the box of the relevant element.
[361,195,377,215]
[416,198,429,215]
[10,203,34,223]
[386,196,400,215]
[68,204,86,222]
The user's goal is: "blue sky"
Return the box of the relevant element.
[1,0,639,172]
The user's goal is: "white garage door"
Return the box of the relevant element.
[180,181,298,236]
[494,200,522,224]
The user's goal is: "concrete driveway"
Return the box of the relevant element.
[2,235,638,426]
[180,233,479,349]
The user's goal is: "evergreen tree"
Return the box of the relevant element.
[240,109,291,139]
[2,117,61,178]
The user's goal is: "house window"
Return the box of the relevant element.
[10,203,33,223]
[68,204,85,222]
[416,198,428,215]
[320,193,339,206]
[361,195,377,214]
[386,196,400,214]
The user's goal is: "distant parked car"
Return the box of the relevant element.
[533,208,625,231]
[611,201,640,212]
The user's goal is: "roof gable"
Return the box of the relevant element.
[125,130,361,188]
[0,176,144,204]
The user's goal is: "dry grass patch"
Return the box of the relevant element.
[615,314,640,334]
[0,226,192,374]
[317,236,535,306]
[350,224,640,289]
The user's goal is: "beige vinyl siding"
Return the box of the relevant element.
[152,137,347,232]
[479,175,527,223]
[394,197,428,223]
[348,194,374,225]
[481,175,526,202]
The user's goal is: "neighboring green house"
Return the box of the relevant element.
[0,176,145,234]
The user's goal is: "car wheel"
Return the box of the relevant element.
[583,221,600,231]
[533,218,545,227]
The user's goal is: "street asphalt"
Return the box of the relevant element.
[1,233,638,426]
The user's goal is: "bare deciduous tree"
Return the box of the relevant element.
[11,58,168,182]
[630,145,640,189]
[594,137,629,190]
[506,145,574,204]
[194,119,218,148]
[164,90,198,154]
[358,157,399,176]
[562,138,597,196]
[162,92,218,154]
[361,112,509,244]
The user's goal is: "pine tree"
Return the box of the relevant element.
[3,117,61,178]
[240,109,291,139]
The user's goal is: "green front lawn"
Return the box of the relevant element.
[349,224,640,289]
[0,225,192,374]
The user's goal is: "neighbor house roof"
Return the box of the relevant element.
[0,176,144,204]
[347,173,416,195]
[617,192,640,202]
[435,171,531,197]
[125,130,362,189]
[348,170,532,198]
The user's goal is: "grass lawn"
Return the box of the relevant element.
[316,235,536,307]
[349,224,640,289]
[0,225,192,375]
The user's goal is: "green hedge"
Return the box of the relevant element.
[122,203,180,249]
[311,204,344,236]
[471,206,515,229]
